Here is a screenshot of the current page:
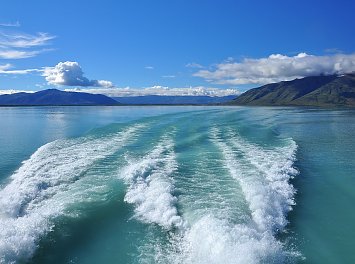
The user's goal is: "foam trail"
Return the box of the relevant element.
[0,124,143,264]
[119,135,185,230]
[163,215,287,264]
[146,127,299,264]
[176,126,298,263]
[225,128,298,232]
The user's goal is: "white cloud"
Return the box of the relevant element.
[0,64,11,71]
[0,49,45,59]
[324,48,343,54]
[194,53,355,85]
[65,86,240,97]
[186,62,204,68]
[0,89,34,95]
[0,32,55,48]
[161,75,176,78]
[0,30,55,59]
[0,86,240,97]
[43,61,114,88]
[0,63,41,74]
[0,21,20,27]
[145,66,154,70]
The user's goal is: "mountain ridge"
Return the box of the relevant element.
[229,74,355,107]
[0,89,119,106]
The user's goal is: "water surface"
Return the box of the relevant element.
[0,106,354,264]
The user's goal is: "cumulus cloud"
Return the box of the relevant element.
[194,53,355,85]
[65,85,240,97]
[43,61,114,88]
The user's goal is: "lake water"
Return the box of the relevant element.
[0,106,354,264]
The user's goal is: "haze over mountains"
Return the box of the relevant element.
[230,74,355,107]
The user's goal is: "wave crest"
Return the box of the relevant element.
[119,135,185,230]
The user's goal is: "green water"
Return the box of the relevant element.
[0,106,354,264]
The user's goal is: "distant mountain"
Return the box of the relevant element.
[111,95,236,105]
[0,89,119,106]
[229,74,355,107]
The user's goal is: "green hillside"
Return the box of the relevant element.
[230,74,355,107]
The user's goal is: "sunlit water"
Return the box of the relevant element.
[0,106,354,264]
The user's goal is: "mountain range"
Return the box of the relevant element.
[1,74,355,107]
[0,89,118,106]
[230,74,355,107]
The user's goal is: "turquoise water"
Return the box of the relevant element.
[0,106,354,264]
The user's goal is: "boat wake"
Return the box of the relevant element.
[148,127,299,264]
[0,124,144,264]
[0,114,300,264]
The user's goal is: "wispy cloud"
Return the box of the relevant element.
[0,21,20,27]
[0,63,41,74]
[0,32,55,48]
[324,48,343,54]
[0,89,35,95]
[0,49,48,59]
[0,64,12,71]
[65,86,240,97]
[145,66,154,70]
[0,29,55,59]
[194,53,355,85]
[186,62,203,68]
[161,75,176,78]
[43,61,114,87]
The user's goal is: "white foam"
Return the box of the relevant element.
[157,127,299,264]
[227,128,297,232]
[0,124,143,263]
[210,127,297,233]
[163,215,287,264]
[119,135,185,230]
[0,121,300,264]
[142,128,299,264]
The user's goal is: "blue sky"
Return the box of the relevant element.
[0,0,354,95]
